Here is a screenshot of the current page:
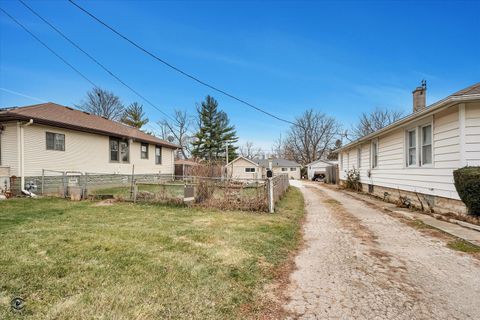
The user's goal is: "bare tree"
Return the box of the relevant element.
[77,87,124,120]
[271,134,286,159]
[159,109,194,159]
[350,107,404,139]
[284,109,341,165]
[239,141,262,159]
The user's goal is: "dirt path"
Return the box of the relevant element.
[285,182,480,320]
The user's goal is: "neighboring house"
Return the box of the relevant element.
[306,159,338,180]
[336,83,480,215]
[0,103,179,190]
[226,156,301,180]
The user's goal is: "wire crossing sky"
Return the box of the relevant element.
[1,0,479,149]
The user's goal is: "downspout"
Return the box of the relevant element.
[20,119,36,197]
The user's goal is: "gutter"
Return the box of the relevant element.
[19,119,37,197]
[0,113,180,149]
[335,94,480,153]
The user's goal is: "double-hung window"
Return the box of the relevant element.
[357,147,362,168]
[155,146,162,164]
[281,168,288,172]
[141,142,149,159]
[407,129,416,166]
[245,167,256,173]
[421,125,432,165]
[290,167,297,171]
[371,140,378,168]
[405,122,432,167]
[110,138,129,162]
[46,132,65,151]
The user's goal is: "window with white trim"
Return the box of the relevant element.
[371,140,378,168]
[110,137,129,162]
[407,129,416,166]
[46,132,65,151]
[155,146,162,164]
[405,121,433,167]
[281,167,288,172]
[357,147,361,168]
[245,167,256,173]
[140,142,149,159]
[421,124,432,165]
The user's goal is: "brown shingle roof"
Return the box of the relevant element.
[451,82,480,96]
[0,103,179,148]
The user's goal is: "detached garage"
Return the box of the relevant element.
[307,159,338,180]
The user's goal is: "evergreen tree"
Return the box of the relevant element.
[192,95,238,162]
[121,102,149,128]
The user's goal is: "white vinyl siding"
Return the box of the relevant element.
[19,124,174,176]
[0,122,19,175]
[338,103,479,200]
[465,102,480,166]
[227,158,262,180]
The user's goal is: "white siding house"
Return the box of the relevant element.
[0,103,178,191]
[226,156,301,180]
[337,83,480,214]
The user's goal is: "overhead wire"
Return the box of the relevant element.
[18,0,176,123]
[67,0,297,127]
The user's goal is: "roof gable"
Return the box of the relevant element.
[306,159,337,166]
[226,156,260,167]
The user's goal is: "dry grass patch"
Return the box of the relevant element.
[0,188,304,319]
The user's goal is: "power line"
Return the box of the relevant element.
[0,6,98,89]
[67,0,297,127]
[18,0,175,122]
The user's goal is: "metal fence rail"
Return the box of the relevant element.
[32,169,290,213]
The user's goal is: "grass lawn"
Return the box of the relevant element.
[0,187,304,319]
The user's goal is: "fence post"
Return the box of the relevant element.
[41,169,44,196]
[129,165,135,201]
[84,172,88,199]
[268,177,274,213]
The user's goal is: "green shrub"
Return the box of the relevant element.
[453,166,480,216]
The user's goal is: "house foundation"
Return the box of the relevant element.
[339,180,468,217]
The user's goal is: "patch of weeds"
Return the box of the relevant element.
[447,239,480,253]
[323,199,341,206]
[407,219,436,230]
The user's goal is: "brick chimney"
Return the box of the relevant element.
[413,80,427,113]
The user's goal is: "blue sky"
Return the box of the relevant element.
[1,0,479,150]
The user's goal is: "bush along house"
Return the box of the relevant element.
[0,103,179,195]
[336,82,480,216]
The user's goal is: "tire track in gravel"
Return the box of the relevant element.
[285,183,479,320]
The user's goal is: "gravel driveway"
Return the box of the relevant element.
[285,182,480,320]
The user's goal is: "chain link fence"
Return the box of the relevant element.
[18,169,291,212]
